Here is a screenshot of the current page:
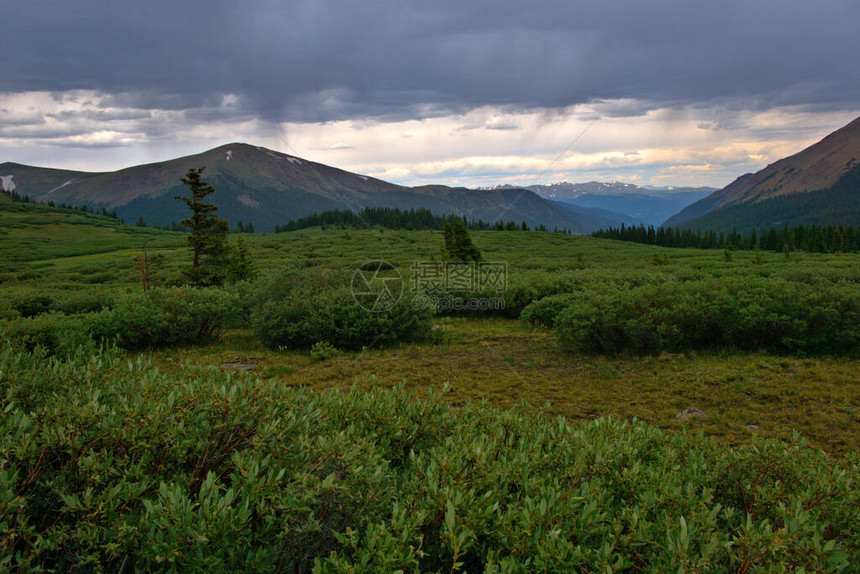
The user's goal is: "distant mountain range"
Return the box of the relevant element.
[11,118,853,238]
[1,144,627,234]
[665,115,860,232]
[479,182,715,226]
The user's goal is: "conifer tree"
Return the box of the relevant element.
[175,167,230,286]
[442,217,482,262]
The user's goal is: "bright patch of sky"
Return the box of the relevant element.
[0,91,855,189]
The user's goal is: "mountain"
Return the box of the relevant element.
[665,116,860,231]
[0,144,602,233]
[553,202,646,228]
[481,182,714,226]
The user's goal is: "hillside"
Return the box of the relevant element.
[666,115,860,231]
[0,144,599,233]
[0,198,182,269]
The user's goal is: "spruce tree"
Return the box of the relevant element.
[175,167,230,286]
[442,217,482,262]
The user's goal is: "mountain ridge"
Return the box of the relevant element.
[665,115,860,230]
[477,181,715,226]
[1,144,612,233]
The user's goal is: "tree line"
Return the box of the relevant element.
[274,207,572,234]
[592,223,860,253]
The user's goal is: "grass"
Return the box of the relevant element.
[152,316,860,456]
[2,200,859,456]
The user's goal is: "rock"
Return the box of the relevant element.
[220,361,258,371]
[676,407,705,420]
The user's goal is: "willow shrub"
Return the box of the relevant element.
[0,312,94,357]
[1,341,858,571]
[251,264,434,350]
[89,287,245,349]
[550,277,860,355]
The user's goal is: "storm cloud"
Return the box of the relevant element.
[3,0,859,122]
[1,1,858,187]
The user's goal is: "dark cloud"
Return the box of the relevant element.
[2,0,859,123]
[47,109,153,122]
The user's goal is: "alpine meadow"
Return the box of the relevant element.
[2,1,860,571]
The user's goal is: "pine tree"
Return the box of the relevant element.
[442,217,482,262]
[175,167,230,286]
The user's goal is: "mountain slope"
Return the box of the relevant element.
[665,116,860,231]
[0,198,183,269]
[484,182,714,226]
[1,144,597,233]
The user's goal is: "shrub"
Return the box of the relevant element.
[521,292,580,328]
[253,286,433,350]
[12,294,53,318]
[0,312,94,357]
[0,342,857,571]
[89,287,243,349]
[52,290,115,315]
[310,340,342,361]
[554,278,860,355]
[251,265,434,350]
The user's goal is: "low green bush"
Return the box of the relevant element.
[89,287,243,349]
[0,342,857,571]
[11,294,53,318]
[553,278,860,355]
[52,289,115,315]
[0,312,94,357]
[252,264,434,350]
[310,340,343,361]
[520,292,580,328]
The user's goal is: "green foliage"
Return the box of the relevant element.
[0,343,857,571]
[175,167,231,286]
[552,278,860,355]
[225,236,257,283]
[89,287,244,349]
[276,206,508,233]
[520,292,580,328]
[251,264,434,350]
[0,312,94,357]
[4,290,114,319]
[594,221,860,253]
[11,294,54,318]
[52,290,116,315]
[442,217,482,262]
[310,340,343,361]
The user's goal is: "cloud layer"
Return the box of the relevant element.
[1,1,859,187]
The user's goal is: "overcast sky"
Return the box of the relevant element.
[1,0,858,188]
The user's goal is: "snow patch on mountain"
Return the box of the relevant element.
[226,150,233,161]
[47,179,77,194]
[286,156,302,165]
[0,175,15,192]
[237,194,261,208]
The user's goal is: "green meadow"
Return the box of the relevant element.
[1,202,859,570]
